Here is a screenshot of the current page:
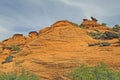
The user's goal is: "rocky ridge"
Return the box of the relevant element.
[0,18,120,80]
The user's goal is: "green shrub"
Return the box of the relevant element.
[71,62,120,80]
[10,45,20,51]
[0,70,39,80]
[80,26,89,29]
[117,32,120,38]
[88,42,110,47]
[88,42,100,46]
[88,31,119,40]
[100,31,119,40]
[1,55,14,64]
[88,32,102,39]
[79,25,84,28]
[99,42,110,47]
[101,23,107,26]
[113,24,120,32]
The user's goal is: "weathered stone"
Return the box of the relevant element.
[28,31,38,39]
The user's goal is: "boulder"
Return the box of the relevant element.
[28,31,38,39]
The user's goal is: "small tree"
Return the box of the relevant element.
[10,45,20,52]
[101,23,107,26]
[113,24,120,32]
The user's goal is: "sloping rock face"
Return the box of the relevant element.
[39,20,91,41]
[0,20,120,80]
[0,43,3,52]
[0,20,95,79]
[0,34,27,60]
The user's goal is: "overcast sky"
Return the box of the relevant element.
[0,0,120,41]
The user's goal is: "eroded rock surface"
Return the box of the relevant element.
[0,19,120,80]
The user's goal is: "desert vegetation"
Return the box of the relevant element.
[0,70,39,80]
[88,31,119,40]
[112,24,120,32]
[0,18,120,80]
[88,32,102,39]
[10,45,20,52]
[88,42,110,47]
[71,62,120,80]
[101,23,107,26]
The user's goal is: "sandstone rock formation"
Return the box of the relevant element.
[2,31,39,47]
[28,31,38,39]
[2,47,11,55]
[0,42,4,52]
[0,32,39,59]
[2,34,26,46]
[0,19,119,80]
[80,17,111,31]
[81,18,100,28]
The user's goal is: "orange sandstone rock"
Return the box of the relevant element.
[80,18,111,31]
[2,34,26,46]
[0,19,119,80]
[28,31,38,39]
